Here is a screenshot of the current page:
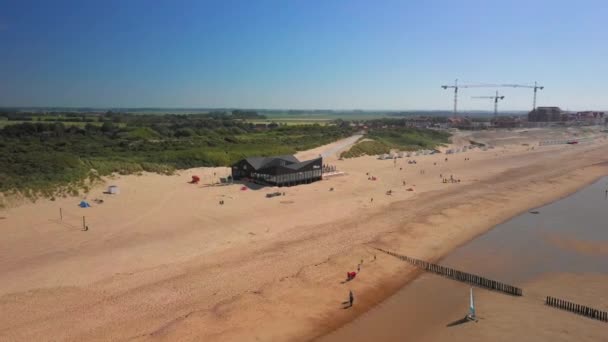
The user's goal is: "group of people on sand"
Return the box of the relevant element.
[343,257,374,308]
[366,150,473,205]
[366,172,378,181]
[442,174,460,184]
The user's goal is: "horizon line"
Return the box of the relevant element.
[0,106,549,113]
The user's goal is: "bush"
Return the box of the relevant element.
[341,127,450,159]
[341,140,391,158]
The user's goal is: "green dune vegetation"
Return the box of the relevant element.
[340,126,450,158]
[0,111,450,199]
[0,111,350,199]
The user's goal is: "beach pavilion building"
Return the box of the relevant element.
[231,155,323,187]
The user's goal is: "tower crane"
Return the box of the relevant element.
[496,82,544,111]
[442,80,544,114]
[471,91,505,118]
[441,79,498,115]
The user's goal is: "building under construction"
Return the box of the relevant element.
[528,107,563,122]
[231,155,323,187]
[492,116,523,128]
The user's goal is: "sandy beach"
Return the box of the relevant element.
[1,128,608,341]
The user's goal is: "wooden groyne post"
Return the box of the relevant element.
[546,296,608,322]
[374,247,523,297]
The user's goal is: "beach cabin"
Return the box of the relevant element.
[108,185,120,194]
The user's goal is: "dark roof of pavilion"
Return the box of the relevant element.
[285,157,322,170]
[242,155,300,170]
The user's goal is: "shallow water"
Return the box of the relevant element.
[441,176,608,284]
[318,176,608,342]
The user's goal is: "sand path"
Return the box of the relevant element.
[295,134,363,161]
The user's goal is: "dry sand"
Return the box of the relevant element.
[1,129,608,341]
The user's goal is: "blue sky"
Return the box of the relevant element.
[1,0,607,110]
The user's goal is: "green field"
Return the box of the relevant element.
[246,118,332,126]
[0,120,121,128]
[0,110,399,129]
[262,111,395,121]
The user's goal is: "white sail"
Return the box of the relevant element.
[468,287,476,320]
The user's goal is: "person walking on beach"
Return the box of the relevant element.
[349,290,354,307]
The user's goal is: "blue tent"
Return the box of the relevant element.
[79,200,91,208]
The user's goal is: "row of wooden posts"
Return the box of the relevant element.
[546,296,608,322]
[375,248,523,296]
[59,208,87,230]
[376,248,608,323]
[539,137,596,146]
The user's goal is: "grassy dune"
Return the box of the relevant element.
[340,128,450,158]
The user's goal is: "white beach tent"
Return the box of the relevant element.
[108,185,120,195]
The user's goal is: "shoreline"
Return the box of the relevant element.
[438,169,608,264]
[312,161,608,341]
[317,172,608,342]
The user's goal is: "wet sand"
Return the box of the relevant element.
[319,177,608,342]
